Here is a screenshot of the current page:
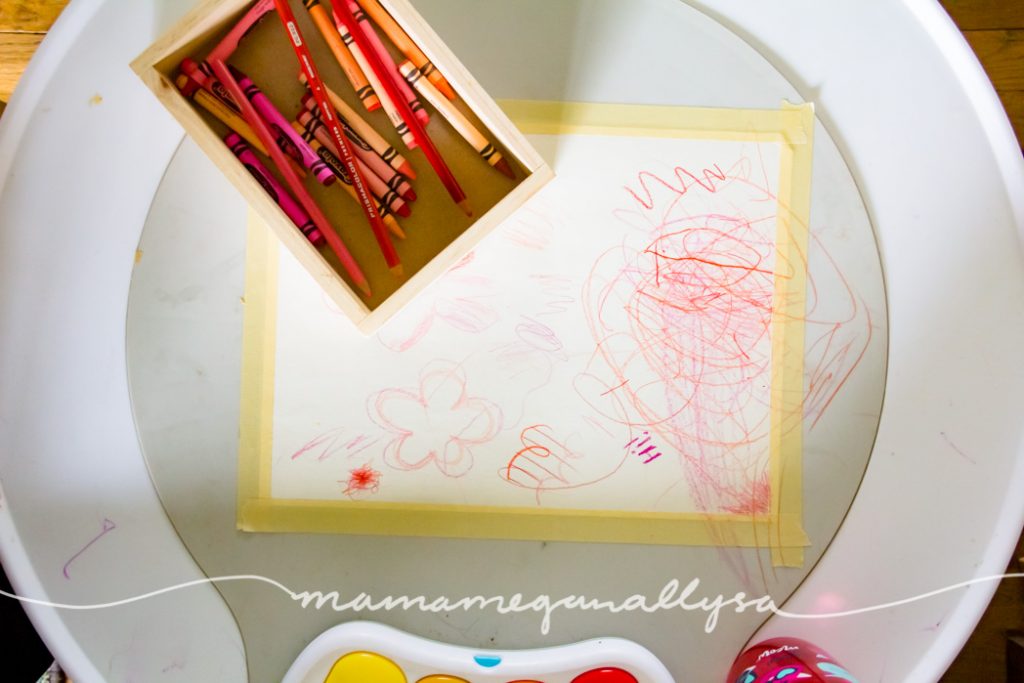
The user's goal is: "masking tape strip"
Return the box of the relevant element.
[237,211,279,520]
[237,101,814,563]
[769,102,815,568]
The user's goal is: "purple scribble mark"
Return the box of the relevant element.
[162,660,185,673]
[940,431,976,464]
[63,518,116,579]
[625,431,663,463]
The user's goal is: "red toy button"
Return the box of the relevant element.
[571,668,638,683]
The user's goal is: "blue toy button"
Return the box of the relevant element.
[473,655,502,668]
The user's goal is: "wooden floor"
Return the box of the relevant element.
[0,0,1022,681]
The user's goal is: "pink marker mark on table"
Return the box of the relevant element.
[62,518,116,579]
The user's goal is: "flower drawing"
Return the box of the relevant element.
[368,361,503,477]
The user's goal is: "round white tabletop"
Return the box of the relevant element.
[1,1,1022,682]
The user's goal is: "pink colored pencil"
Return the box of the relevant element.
[208,57,371,297]
[180,58,308,178]
[232,66,336,187]
[207,0,276,64]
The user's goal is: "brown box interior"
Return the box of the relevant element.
[136,0,547,327]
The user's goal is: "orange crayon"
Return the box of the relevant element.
[298,83,415,179]
[355,0,456,100]
[297,108,415,201]
[400,61,515,179]
[291,120,412,219]
[290,122,406,240]
[336,19,417,150]
[302,0,381,112]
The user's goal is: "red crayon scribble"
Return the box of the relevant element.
[624,164,729,210]
[501,206,558,251]
[529,274,575,318]
[341,464,382,497]
[376,252,498,352]
[63,518,116,579]
[291,427,347,461]
[573,155,872,516]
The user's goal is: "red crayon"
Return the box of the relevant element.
[329,0,471,216]
[208,58,371,297]
[232,66,337,187]
[276,0,402,275]
[346,1,429,126]
[225,132,325,247]
[181,58,238,113]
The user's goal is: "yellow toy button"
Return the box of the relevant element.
[324,651,407,683]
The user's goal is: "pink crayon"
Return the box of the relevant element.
[181,58,239,113]
[291,121,412,219]
[182,58,309,180]
[225,132,325,247]
[344,1,429,126]
[231,66,336,187]
[207,0,276,63]
[297,107,415,201]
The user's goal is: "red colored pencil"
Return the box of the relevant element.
[208,58,372,298]
[329,0,472,216]
[279,0,402,276]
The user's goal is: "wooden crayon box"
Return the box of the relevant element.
[131,0,552,333]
